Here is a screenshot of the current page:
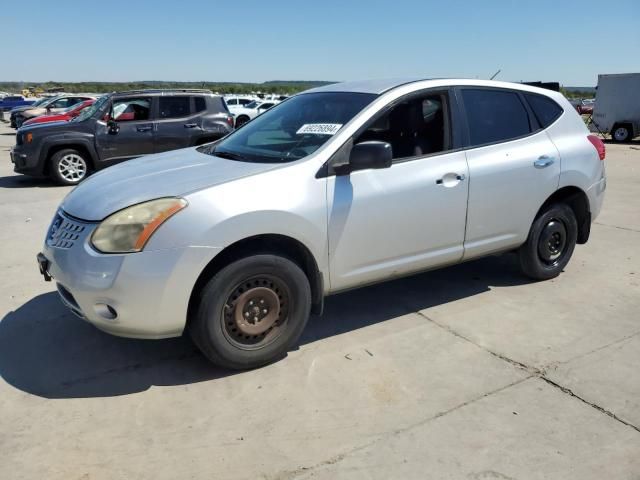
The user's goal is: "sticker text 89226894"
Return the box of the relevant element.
[296,124,343,135]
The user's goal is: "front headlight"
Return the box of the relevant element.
[90,198,188,253]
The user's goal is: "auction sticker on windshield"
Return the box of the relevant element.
[296,124,342,135]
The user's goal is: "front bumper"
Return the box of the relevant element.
[40,211,220,339]
[11,143,45,177]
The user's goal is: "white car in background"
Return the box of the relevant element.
[232,100,279,127]
[225,95,258,112]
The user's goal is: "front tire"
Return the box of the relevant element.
[518,203,578,281]
[49,149,90,186]
[189,254,312,369]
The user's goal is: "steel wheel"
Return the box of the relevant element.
[537,218,568,266]
[57,153,87,182]
[613,126,630,143]
[222,275,290,350]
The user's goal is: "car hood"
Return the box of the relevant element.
[9,105,35,113]
[17,120,71,133]
[62,147,283,221]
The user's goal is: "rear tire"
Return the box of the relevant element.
[49,148,90,186]
[611,124,632,143]
[235,115,250,128]
[518,203,578,281]
[189,254,311,369]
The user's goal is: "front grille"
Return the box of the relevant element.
[47,212,87,249]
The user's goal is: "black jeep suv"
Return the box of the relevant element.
[11,89,234,185]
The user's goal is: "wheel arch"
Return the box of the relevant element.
[42,142,97,176]
[537,186,591,244]
[187,234,325,327]
[611,121,635,139]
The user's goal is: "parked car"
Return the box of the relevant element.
[11,94,95,128]
[224,95,257,111]
[233,100,279,127]
[589,73,640,142]
[36,78,606,369]
[0,95,36,113]
[22,99,95,126]
[7,97,51,125]
[573,98,595,115]
[11,89,234,185]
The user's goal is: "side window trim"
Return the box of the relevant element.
[517,91,542,132]
[455,86,539,150]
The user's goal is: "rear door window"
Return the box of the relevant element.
[159,96,191,119]
[461,88,532,147]
[193,96,207,113]
[524,93,563,128]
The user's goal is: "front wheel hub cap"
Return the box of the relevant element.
[233,287,280,335]
[538,219,567,264]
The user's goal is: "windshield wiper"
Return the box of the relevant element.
[213,149,247,161]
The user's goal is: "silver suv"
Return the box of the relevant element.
[38,78,607,369]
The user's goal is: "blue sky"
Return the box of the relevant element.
[2,0,638,86]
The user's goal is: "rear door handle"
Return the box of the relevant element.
[534,155,555,168]
[184,123,198,128]
[136,126,153,132]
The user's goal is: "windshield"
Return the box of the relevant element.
[31,97,49,107]
[71,95,109,122]
[205,92,376,163]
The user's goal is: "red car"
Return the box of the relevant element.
[22,99,95,126]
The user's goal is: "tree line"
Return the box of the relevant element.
[0,80,335,95]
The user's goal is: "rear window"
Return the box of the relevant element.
[159,97,191,118]
[524,93,563,128]
[462,88,531,146]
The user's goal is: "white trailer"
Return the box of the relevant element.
[590,73,640,142]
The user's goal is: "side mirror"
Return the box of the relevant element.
[344,141,392,174]
[107,119,120,135]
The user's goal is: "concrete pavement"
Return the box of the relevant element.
[0,120,638,479]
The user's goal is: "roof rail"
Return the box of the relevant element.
[114,88,214,95]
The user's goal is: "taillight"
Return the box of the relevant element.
[587,135,605,160]
[226,116,234,128]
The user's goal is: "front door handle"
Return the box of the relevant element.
[136,126,153,133]
[436,173,466,186]
[184,123,198,129]
[534,155,555,168]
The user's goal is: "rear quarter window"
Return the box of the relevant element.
[461,88,532,147]
[524,93,563,128]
